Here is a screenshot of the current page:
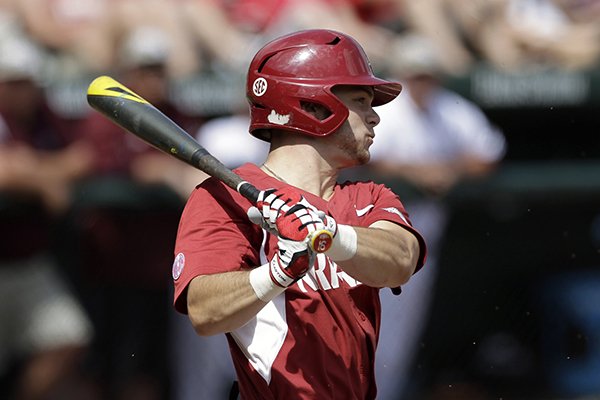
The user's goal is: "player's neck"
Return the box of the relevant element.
[261,146,338,200]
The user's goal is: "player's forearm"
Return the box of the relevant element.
[186,271,269,336]
[335,225,420,288]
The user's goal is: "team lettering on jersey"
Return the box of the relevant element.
[296,253,361,292]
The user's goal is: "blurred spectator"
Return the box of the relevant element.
[556,0,600,22]
[111,0,200,78]
[178,0,408,74]
[170,108,269,400]
[389,0,600,74]
[5,0,202,79]
[366,33,506,399]
[0,35,94,400]
[177,0,258,73]
[5,0,113,77]
[66,26,203,400]
[348,0,406,28]
[392,0,476,75]
[444,0,600,71]
[262,0,406,72]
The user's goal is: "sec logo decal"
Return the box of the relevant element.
[252,77,267,97]
[172,252,185,280]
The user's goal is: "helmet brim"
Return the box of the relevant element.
[338,77,402,106]
[372,81,403,106]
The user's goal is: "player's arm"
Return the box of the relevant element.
[187,236,313,337]
[332,220,420,288]
[255,188,422,288]
[186,271,267,336]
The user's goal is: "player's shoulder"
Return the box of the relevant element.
[335,178,395,203]
[190,180,244,213]
[190,163,259,207]
[337,178,387,193]
[195,176,237,200]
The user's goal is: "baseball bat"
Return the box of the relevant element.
[86,75,260,203]
[86,76,333,253]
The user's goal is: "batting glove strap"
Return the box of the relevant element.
[249,264,285,303]
[271,237,314,286]
[325,224,357,261]
[269,254,297,288]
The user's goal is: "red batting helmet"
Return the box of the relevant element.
[246,29,402,141]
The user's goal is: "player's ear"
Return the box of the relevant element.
[300,101,331,121]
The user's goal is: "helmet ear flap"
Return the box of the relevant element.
[299,100,332,122]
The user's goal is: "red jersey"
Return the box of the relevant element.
[173,163,426,400]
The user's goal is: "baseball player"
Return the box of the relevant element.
[172,29,427,399]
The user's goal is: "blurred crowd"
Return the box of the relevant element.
[2,0,600,83]
[0,1,599,400]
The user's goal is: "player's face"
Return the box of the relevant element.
[328,85,380,166]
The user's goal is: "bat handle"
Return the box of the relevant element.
[237,181,261,204]
[308,229,334,253]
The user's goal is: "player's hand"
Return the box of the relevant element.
[269,237,315,287]
[247,188,293,234]
[295,200,356,262]
[256,188,302,227]
[315,210,338,238]
[249,188,314,234]
[259,188,335,243]
[248,188,337,252]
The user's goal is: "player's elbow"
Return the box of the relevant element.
[187,299,240,337]
[189,314,222,337]
[386,236,420,287]
[187,297,223,337]
[187,301,229,336]
[382,263,412,288]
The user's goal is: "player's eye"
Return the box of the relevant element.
[354,96,368,105]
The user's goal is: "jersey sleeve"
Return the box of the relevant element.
[172,178,263,314]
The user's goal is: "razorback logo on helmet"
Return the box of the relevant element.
[267,110,290,125]
[252,77,267,97]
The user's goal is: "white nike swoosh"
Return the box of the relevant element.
[355,204,374,217]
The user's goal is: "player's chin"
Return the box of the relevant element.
[356,149,371,165]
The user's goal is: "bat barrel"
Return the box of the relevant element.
[87,95,208,166]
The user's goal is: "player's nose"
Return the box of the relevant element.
[367,108,380,127]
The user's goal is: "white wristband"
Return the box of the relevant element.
[326,224,357,261]
[249,264,285,302]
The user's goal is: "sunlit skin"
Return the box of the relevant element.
[320,85,381,167]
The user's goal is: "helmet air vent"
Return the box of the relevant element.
[326,37,341,45]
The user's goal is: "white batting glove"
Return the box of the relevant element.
[248,188,354,258]
[249,188,327,238]
[269,238,315,287]
[247,188,297,234]
[249,237,315,302]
